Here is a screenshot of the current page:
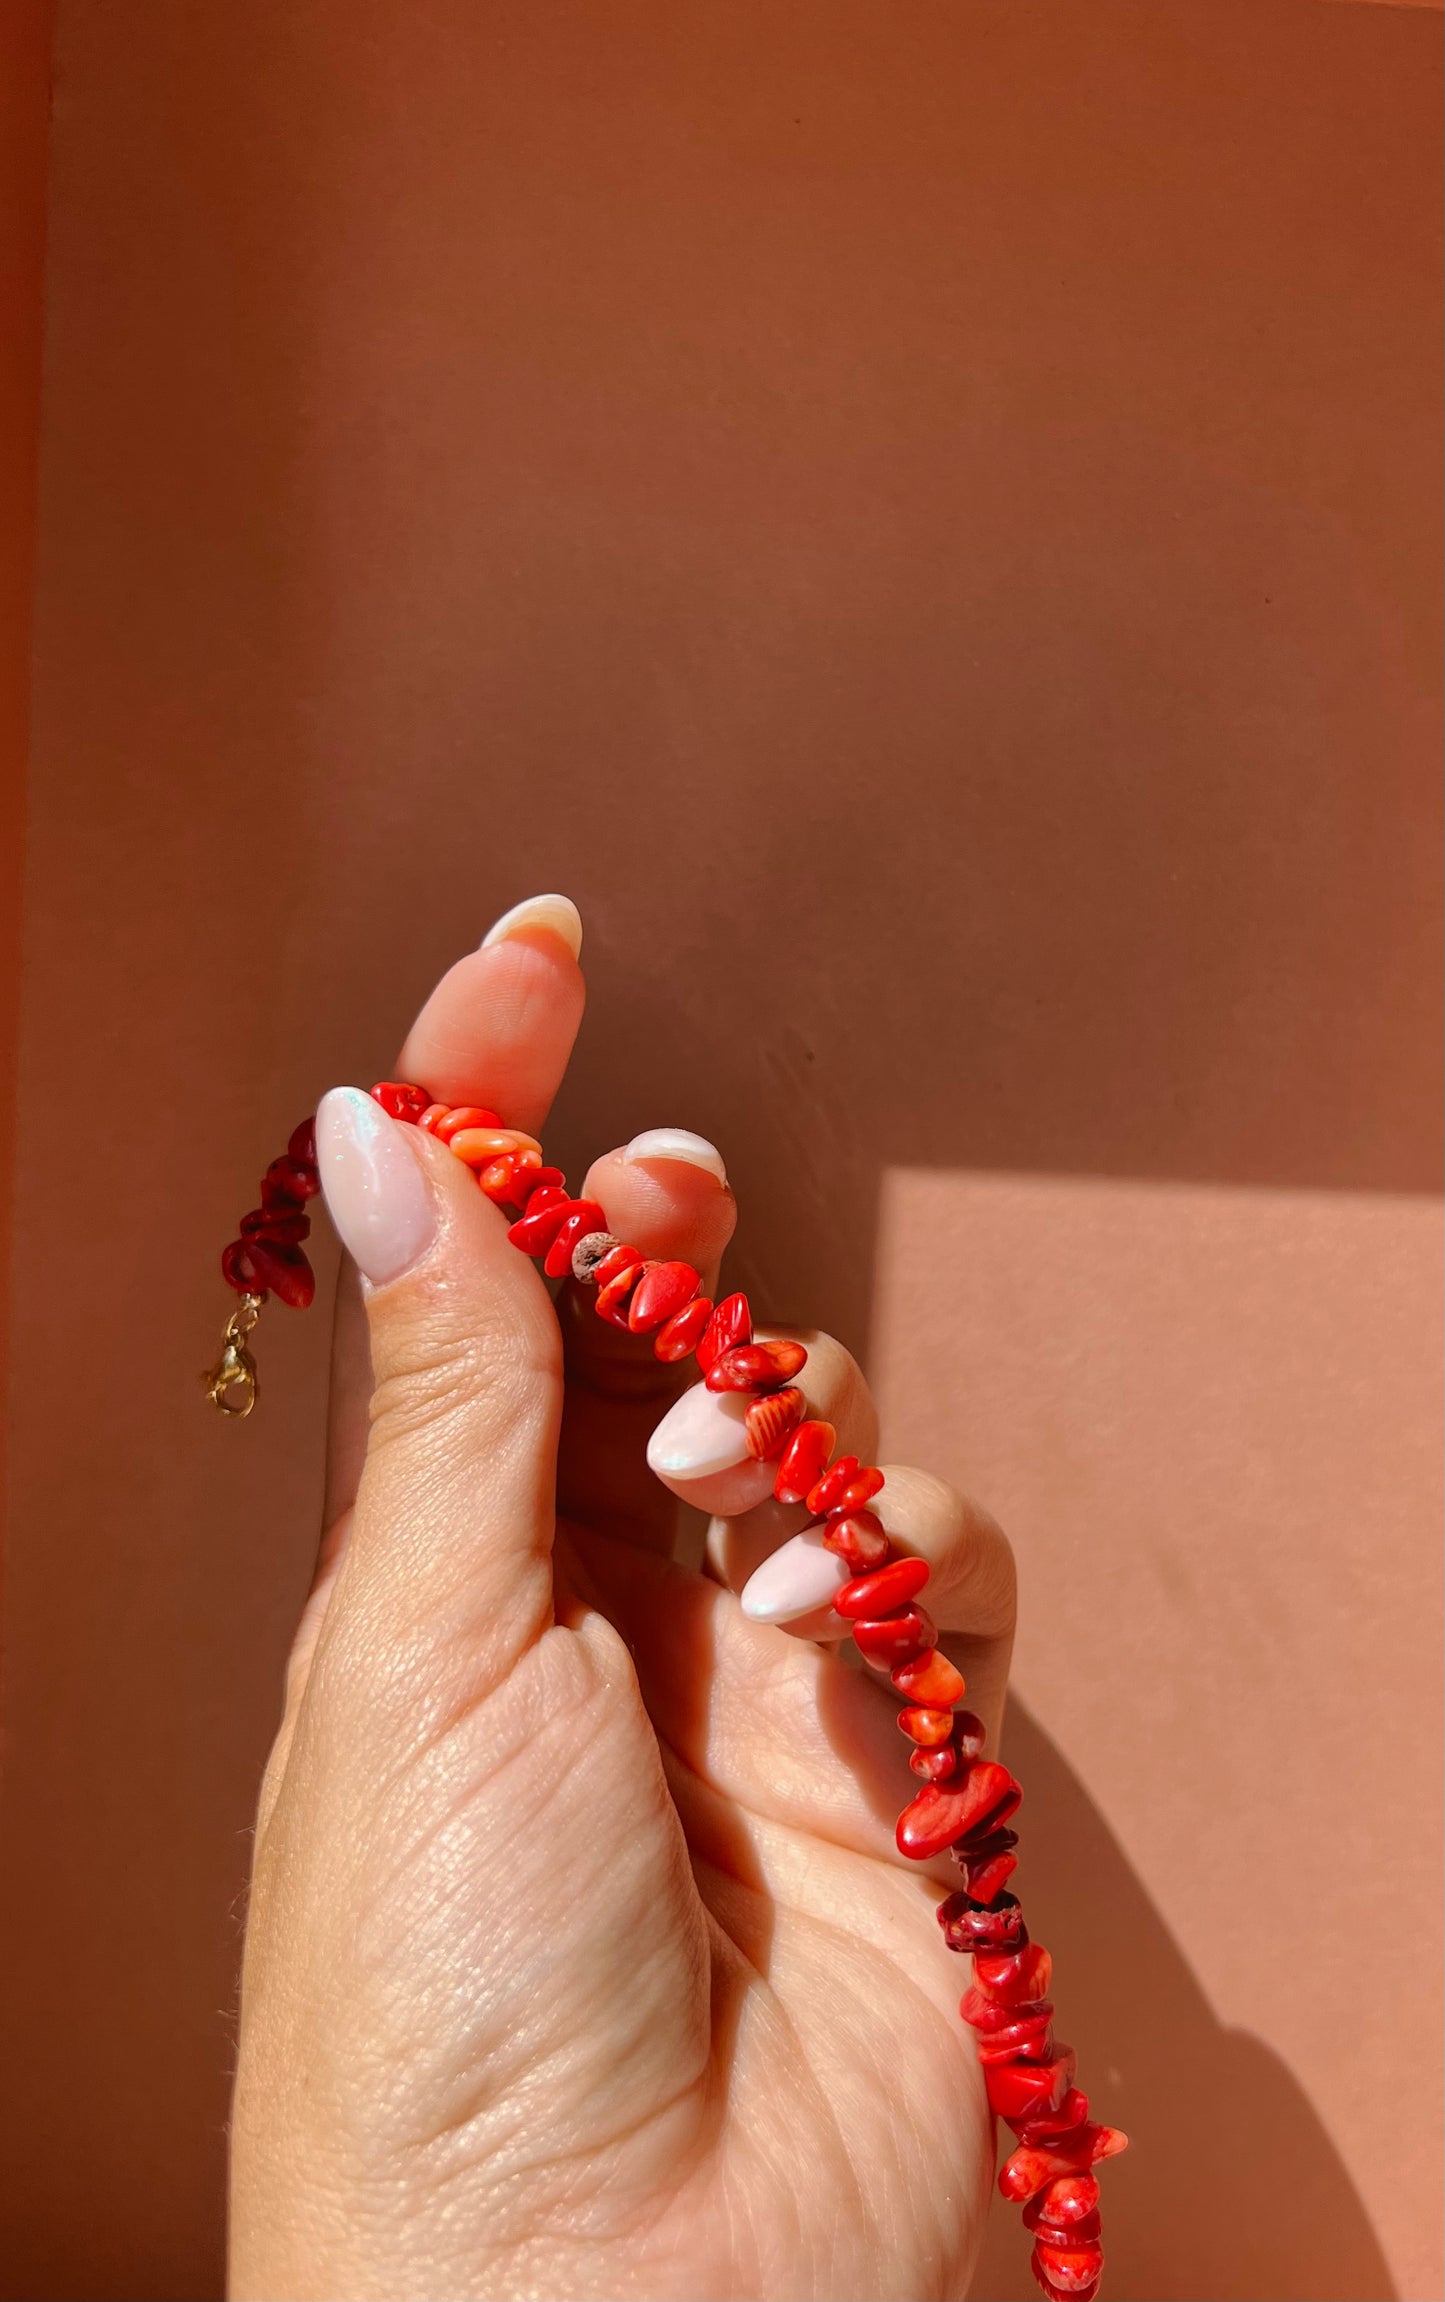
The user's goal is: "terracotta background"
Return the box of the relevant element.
[1,4,1441,2298]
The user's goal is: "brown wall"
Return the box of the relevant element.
[2,4,1440,2298]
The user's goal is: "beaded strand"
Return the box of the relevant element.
[213,1082,1128,2300]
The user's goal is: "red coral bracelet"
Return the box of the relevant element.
[206,1082,1128,2300]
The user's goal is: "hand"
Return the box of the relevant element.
[230,910,1016,2301]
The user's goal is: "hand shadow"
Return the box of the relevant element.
[961,1700,1398,2302]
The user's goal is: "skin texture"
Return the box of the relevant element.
[230,925,1017,2301]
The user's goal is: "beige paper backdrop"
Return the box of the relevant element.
[2,4,1441,2297]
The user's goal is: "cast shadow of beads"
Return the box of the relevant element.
[813,1678,1397,2302]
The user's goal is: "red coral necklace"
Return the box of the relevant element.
[206,1083,1127,2302]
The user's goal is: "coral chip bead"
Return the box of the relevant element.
[417,1102,451,1135]
[653,1295,713,1362]
[507,1198,575,1256]
[369,1081,431,1123]
[773,1420,836,1505]
[806,1457,885,1518]
[221,1239,261,1294]
[898,1760,1021,1860]
[744,1385,804,1460]
[697,1292,752,1373]
[545,1201,609,1279]
[821,1510,891,1572]
[627,1260,702,1333]
[910,1745,960,1782]
[897,1704,956,1747]
[449,1126,542,1167]
[287,1117,318,1167]
[834,1556,930,1619]
[706,1339,808,1393]
[433,1104,504,1141]
[590,1242,645,1289]
[596,1261,644,1326]
[851,1604,937,1668]
[264,1154,319,1203]
[1026,2177,1100,2229]
[242,1237,316,1309]
[891,1649,968,1707]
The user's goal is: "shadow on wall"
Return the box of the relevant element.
[967,1702,1398,2302]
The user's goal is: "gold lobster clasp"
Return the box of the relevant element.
[204,1295,264,1418]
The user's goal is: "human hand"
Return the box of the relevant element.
[229,903,1016,2301]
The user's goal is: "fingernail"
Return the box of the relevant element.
[646,1380,776,1516]
[480,892,583,959]
[740,1528,851,1625]
[621,1128,727,1186]
[315,1087,436,1286]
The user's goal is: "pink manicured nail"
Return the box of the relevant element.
[315,1087,436,1286]
[621,1128,728,1185]
[740,1528,852,1624]
[646,1380,777,1516]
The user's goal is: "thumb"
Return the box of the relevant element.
[305,1085,563,1730]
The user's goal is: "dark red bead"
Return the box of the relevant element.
[287,1117,317,1166]
[938,1882,1028,1954]
[221,1240,261,1294]
[264,1155,319,1202]
[370,1081,431,1123]
[697,1292,752,1373]
[545,1200,609,1279]
[910,1745,960,1782]
[706,1339,808,1393]
[1015,2091,1092,2147]
[628,1261,702,1333]
[851,1604,937,1668]
[654,1296,713,1362]
[806,1457,885,1517]
[744,1385,804,1459]
[243,1237,316,1309]
[821,1510,891,1572]
[773,1420,836,1505]
[240,1206,310,1246]
[834,1555,930,1619]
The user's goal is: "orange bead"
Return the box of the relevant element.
[898,1705,956,1746]
[434,1104,503,1141]
[417,1102,452,1135]
[744,1386,805,1460]
[891,1649,967,1707]
[447,1126,542,1167]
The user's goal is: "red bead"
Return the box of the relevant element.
[773,1420,836,1505]
[1024,2176,1100,2230]
[898,1704,955,1747]
[972,1941,1053,2005]
[834,1556,930,1619]
[507,1198,574,1256]
[287,1117,317,1166]
[221,1240,261,1294]
[744,1385,805,1459]
[706,1339,808,1393]
[949,1709,988,1763]
[590,1242,644,1289]
[433,1103,503,1141]
[910,1745,960,1782]
[243,1237,316,1309]
[240,1206,310,1246]
[417,1102,451,1134]
[821,1510,891,1572]
[513,1166,567,1207]
[628,1261,702,1333]
[654,1296,713,1362]
[891,1649,967,1707]
[264,1155,319,1202]
[851,1604,937,1668]
[963,1848,1018,1904]
[1030,2237,1104,2299]
[545,1201,609,1279]
[806,1458,885,1517]
[1015,2090,1092,2147]
[998,2126,1128,2204]
[596,1262,644,1326]
[961,1986,1054,2034]
[976,2009,1058,2066]
[898,1761,1020,1860]
[369,1081,431,1122]
[697,1292,752,1373]
[522,1185,571,1216]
